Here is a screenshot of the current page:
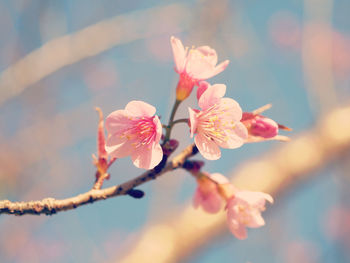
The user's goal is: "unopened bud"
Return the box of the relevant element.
[250,117,278,138]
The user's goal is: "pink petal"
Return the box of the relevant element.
[105,136,134,158]
[195,134,221,160]
[170,36,186,72]
[193,188,202,209]
[227,216,247,240]
[234,122,249,139]
[153,116,163,143]
[236,191,274,206]
[196,46,218,66]
[207,173,229,185]
[105,110,132,134]
[125,100,156,117]
[195,60,229,79]
[96,108,108,159]
[188,108,198,138]
[185,56,215,79]
[220,98,243,121]
[198,84,226,110]
[202,192,222,213]
[246,212,266,228]
[264,193,274,204]
[131,142,163,169]
[193,187,222,214]
[196,81,210,100]
[217,124,247,149]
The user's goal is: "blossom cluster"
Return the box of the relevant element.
[192,171,273,239]
[96,36,290,239]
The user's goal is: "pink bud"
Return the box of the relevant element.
[241,105,291,142]
[95,107,108,160]
[250,117,278,138]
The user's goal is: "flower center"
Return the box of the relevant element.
[197,103,236,143]
[121,116,156,148]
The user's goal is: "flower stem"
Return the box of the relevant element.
[163,99,181,142]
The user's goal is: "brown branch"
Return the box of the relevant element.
[0,144,197,216]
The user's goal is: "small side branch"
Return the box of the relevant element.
[0,144,197,216]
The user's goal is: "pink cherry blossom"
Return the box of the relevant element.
[193,173,229,213]
[226,190,273,240]
[105,101,163,169]
[188,83,248,160]
[171,36,229,100]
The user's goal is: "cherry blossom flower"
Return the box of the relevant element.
[105,101,163,169]
[193,173,229,213]
[226,190,273,239]
[188,83,248,160]
[189,168,274,239]
[241,104,291,143]
[171,36,229,101]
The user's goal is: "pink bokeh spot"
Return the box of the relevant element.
[171,36,229,100]
[189,83,248,160]
[105,100,163,169]
[226,190,273,239]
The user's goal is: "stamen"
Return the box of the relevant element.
[121,116,156,148]
[197,103,235,143]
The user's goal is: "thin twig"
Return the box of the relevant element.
[0,144,197,216]
[164,100,182,142]
[172,118,189,126]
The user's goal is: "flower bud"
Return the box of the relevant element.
[250,117,278,138]
[241,107,290,142]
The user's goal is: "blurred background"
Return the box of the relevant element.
[0,0,350,262]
